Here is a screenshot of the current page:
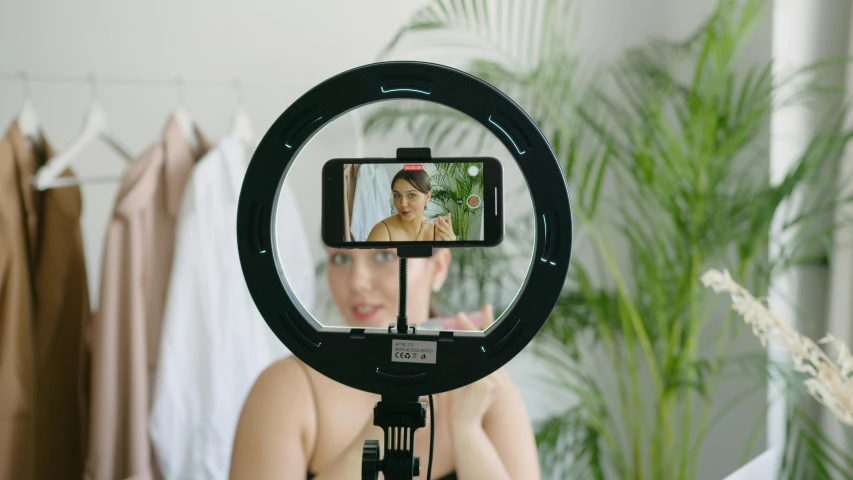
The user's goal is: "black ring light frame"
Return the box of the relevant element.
[237,61,572,400]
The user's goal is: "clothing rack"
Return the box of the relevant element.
[0,70,310,93]
[0,69,367,158]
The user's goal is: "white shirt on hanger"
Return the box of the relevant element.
[350,163,392,241]
[148,136,316,480]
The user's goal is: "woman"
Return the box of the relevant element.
[229,247,540,479]
[367,168,457,242]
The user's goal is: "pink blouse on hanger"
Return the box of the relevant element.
[85,118,208,480]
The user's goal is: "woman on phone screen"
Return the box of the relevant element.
[367,168,456,242]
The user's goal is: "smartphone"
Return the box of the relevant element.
[322,157,504,248]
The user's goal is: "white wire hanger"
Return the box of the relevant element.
[229,79,254,146]
[31,74,133,190]
[18,71,42,145]
[173,77,201,155]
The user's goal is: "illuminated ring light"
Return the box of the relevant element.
[237,61,572,396]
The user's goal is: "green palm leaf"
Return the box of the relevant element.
[368,0,853,478]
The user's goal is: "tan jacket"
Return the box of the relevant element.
[32,148,91,479]
[0,123,91,480]
[0,123,38,480]
[85,118,208,480]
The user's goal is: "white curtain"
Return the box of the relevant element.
[824,0,853,452]
[768,0,852,455]
[350,163,392,241]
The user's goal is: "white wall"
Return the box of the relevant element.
[0,0,427,304]
[0,0,772,478]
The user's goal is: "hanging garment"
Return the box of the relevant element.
[148,137,316,480]
[0,122,39,480]
[86,118,209,480]
[350,163,392,241]
[0,123,91,480]
[32,148,91,480]
[342,163,360,241]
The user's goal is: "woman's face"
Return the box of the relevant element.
[326,248,450,328]
[393,179,430,222]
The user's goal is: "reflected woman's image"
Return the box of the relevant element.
[230,247,540,479]
[366,168,456,242]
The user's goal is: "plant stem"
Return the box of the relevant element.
[675,249,704,479]
[580,211,658,477]
[620,297,646,478]
[688,259,750,479]
[598,317,639,477]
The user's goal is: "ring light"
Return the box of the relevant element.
[236,61,572,399]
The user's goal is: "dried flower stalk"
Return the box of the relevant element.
[700,268,853,426]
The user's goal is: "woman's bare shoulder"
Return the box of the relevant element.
[261,355,303,378]
[257,355,311,391]
[244,357,312,413]
[367,216,399,241]
[231,356,317,477]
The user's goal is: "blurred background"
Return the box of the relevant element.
[3,0,853,479]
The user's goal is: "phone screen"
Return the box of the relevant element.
[322,157,503,248]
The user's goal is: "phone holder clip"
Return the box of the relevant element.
[396,147,431,160]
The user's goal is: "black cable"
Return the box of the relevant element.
[427,394,435,480]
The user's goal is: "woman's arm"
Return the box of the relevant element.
[448,371,541,480]
[482,374,541,479]
[230,358,315,479]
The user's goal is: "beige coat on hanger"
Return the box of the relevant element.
[0,123,90,480]
[86,118,209,480]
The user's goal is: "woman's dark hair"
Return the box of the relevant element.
[391,169,431,194]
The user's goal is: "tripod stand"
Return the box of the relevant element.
[361,395,429,480]
[362,246,434,480]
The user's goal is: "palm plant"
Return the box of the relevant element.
[429,161,484,241]
[365,0,588,323]
[367,0,853,478]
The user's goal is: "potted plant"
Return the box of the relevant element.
[366,0,853,477]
